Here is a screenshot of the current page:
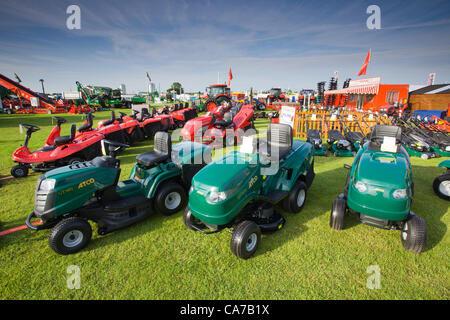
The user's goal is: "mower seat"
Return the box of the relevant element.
[54,123,76,146]
[264,123,293,160]
[139,108,150,121]
[101,111,116,126]
[136,131,172,167]
[368,125,402,152]
[214,112,234,128]
[78,113,94,132]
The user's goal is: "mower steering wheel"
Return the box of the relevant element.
[102,139,130,149]
[52,116,67,123]
[20,124,40,132]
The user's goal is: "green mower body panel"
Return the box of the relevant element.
[330,143,354,157]
[346,143,413,221]
[438,159,450,169]
[34,141,212,222]
[39,163,119,218]
[189,140,314,226]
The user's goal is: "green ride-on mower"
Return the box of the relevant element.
[433,159,450,201]
[183,123,315,259]
[26,133,212,254]
[330,125,427,253]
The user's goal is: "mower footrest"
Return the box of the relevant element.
[259,191,288,204]
[104,195,148,211]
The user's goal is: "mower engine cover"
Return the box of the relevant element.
[34,158,120,222]
[347,143,413,221]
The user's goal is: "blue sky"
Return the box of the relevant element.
[0,0,449,94]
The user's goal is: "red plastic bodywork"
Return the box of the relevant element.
[12,133,104,164]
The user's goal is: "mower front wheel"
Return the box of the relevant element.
[401,214,427,253]
[48,217,92,255]
[183,207,205,231]
[155,182,187,216]
[11,165,29,178]
[230,221,261,259]
[433,173,450,201]
[282,181,307,213]
[330,198,346,230]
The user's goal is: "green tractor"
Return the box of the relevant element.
[330,125,427,253]
[433,159,450,201]
[183,123,315,259]
[26,134,212,254]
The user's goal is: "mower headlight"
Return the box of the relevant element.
[446,146,450,152]
[206,190,228,204]
[354,181,367,193]
[40,179,55,191]
[393,189,407,199]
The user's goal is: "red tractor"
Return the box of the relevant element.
[203,84,232,112]
[266,88,286,105]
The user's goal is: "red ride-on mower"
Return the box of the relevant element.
[180,104,232,142]
[169,103,198,128]
[203,105,256,147]
[97,111,142,145]
[11,123,104,178]
[76,112,127,145]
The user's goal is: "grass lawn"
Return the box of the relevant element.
[0,111,448,299]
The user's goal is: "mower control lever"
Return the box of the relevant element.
[344,164,352,170]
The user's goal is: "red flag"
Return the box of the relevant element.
[358,49,371,76]
[228,68,233,86]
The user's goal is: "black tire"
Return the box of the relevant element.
[183,207,205,231]
[48,217,92,255]
[230,220,261,259]
[154,182,187,216]
[224,134,236,147]
[216,95,231,105]
[11,165,28,178]
[282,180,307,213]
[433,174,450,201]
[401,214,427,253]
[330,198,346,230]
[68,157,84,165]
[257,102,266,110]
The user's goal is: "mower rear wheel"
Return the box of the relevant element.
[155,182,187,216]
[183,207,205,231]
[230,221,261,259]
[401,214,427,253]
[330,198,346,230]
[433,173,450,201]
[282,181,307,213]
[48,217,92,255]
[11,165,28,178]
